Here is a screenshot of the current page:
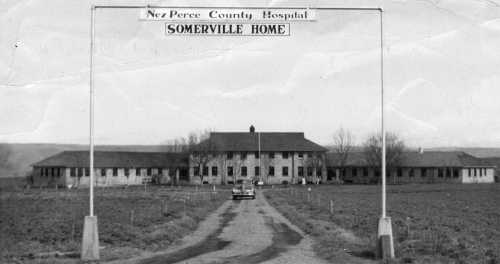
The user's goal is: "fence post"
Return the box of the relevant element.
[130,209,134,225]
[183,199,186,216]
[307,188,311,202]
[161,199,167,216]
[329,200,334,214]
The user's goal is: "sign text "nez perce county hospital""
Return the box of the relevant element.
[139,8,316,36]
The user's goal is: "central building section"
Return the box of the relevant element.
[189,126,327,185]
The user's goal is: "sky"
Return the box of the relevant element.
[1,0,500,147]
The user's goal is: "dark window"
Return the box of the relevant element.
[307,152,313,158]
[158,168,163,175]
[227,152,233,159]
[78,168,83,177]
[212,166,218,176]
[40,168,44,176]
[113,168,118,176]
[282,166,289,176]
[194,167,200,176]
[125,168,130,177]
[203,166,209,176]
[298,166,304,176]
[298,152,303,158]
[147,168,152,176]
[269,152,275,159]
[363,168,368,177]
[421,168,427,177]
[468,168,472,177]
[282,152,289,159]
[446,168,451,178]
[269,166,275,176]
[85,168,89,177]
[241,152,247,160]
[70,168,76,177]
[227,166,233,176]
[307,167,313,176]
[438,169,443,177]
[409,169,414,177]
[316,168,322,176]
[375,169,381,177]
[255,166,260,176]
[136,168,141,176]
[453,168,459,178]
[51,168,55,177]
[352,168,357,177]
[242,166,247,176]
[479,168,483,177]
[474,168,477,177]
[397,168,402,177]
[101,168,106,177]
[255,152,260,159]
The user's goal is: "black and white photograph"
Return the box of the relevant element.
[1,1,500,263]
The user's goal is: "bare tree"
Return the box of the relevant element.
[162,137,189,152]
[304,152,324,184]
[0,144,12,169]
[260,152,274,184]
[363,132,406,180]
[188,130,217,184]
[229,153,246,185]
[332,128,354,181]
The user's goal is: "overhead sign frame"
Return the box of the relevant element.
[83,5,392,261]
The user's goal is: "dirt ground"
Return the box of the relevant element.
[109,191,329,264]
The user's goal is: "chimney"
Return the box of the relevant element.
[249,125,255,133]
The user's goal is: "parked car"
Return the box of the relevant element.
[232,181,256,200]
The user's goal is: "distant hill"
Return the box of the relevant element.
[426,147,500,158]
[0,143,173,178]
[324,146,500,158]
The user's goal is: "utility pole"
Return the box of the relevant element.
[258,131,261,183]
[377,8,395,259]
[81,5,99,261]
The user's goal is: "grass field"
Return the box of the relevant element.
[265,184,500,264]
[0,185,229,263]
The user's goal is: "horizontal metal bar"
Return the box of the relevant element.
[93,5,383,11]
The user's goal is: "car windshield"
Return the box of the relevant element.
[241,182,253,190]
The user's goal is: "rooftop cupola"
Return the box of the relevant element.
[249,125,255,133]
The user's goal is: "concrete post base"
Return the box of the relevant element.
[81,216,99,260]
[377,216,395,259]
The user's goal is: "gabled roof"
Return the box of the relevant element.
[326,151,496,168]
[194,132,327,152]
[32,151,189,168]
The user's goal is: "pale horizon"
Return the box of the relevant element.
[1,0,500,148]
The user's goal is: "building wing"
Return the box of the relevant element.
[32,151,189,168]
[194,132,327,152]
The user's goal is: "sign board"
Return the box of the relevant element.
[165,23,290,36]
[140,8,316,22]
[140,8,315,36]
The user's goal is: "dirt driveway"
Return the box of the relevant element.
[113,190,328,264]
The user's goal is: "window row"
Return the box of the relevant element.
[193,166,323,177]
[332,167,465,178]
[40,167,62,177]
[222,152,318,160]
[194,166,299,177]
[68,168,163,177]
[467,168,488,178]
